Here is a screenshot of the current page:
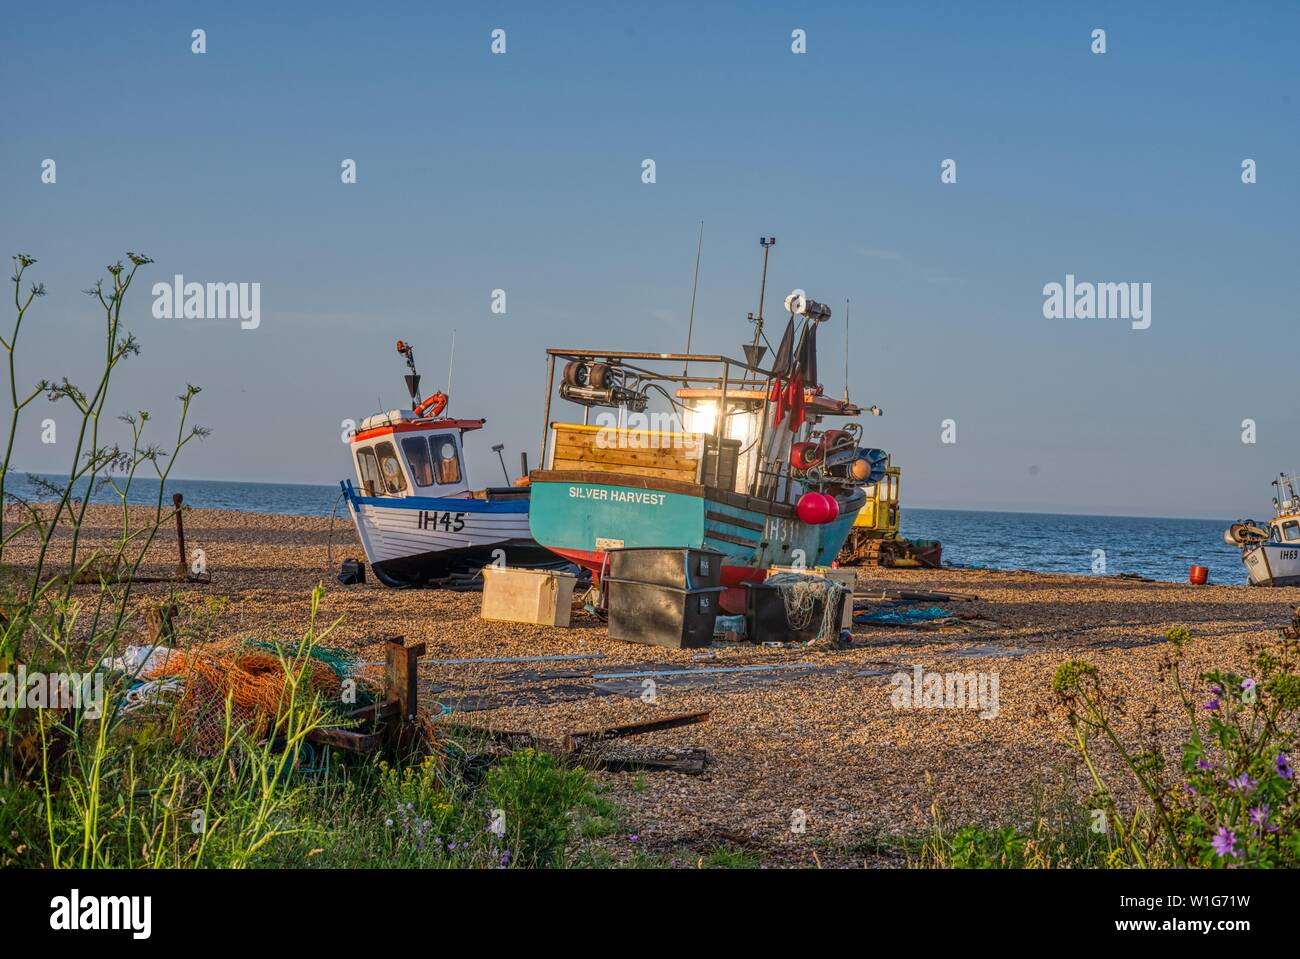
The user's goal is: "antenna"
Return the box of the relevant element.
[397,339,421,407]
[844,298,850,403]
[745,237,776,368]
[445,329,457,417]
[683,220,704,378]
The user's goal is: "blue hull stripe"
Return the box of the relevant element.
[340,480,528,514]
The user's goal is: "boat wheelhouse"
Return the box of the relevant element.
[1225,472,1300,587]
[527,286,890,612]
[341,341,554,587]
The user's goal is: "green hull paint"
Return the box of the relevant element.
[530,478,864,570]
[528,480,704,551]
[702,496,862,570]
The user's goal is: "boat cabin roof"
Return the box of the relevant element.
[674,387,861,416]
[353,410,484,443]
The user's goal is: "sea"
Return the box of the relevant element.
[4,474,1247,585]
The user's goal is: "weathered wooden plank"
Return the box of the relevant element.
[552,457,698,482]
[308,727,384,753]
[563,711,710,752]
[552,434,703,472]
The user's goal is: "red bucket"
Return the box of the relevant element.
[1189,565,1209,585]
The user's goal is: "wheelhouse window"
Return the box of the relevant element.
[402,436,435,487]
[431,433,462,485]
[1283,521,1300,543]
[374,441,408,494]
[355,447,383,495]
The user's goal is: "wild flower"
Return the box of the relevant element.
[1050,626,1300,868]
[1211,827,1238,859]
[1247,805,1277,834]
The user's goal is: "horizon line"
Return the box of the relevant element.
[10,468,1243,524]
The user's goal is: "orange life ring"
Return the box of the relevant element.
[415,391,448,417]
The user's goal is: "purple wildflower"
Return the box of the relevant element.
[1203,698,1221,711]
[1247,804,1277,833]
[1197,758,1214,770]
[1211,827,1238,858]
[1277,754,1294,781]
[1228,773,1256,794]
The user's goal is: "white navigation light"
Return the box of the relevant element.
[783,291,832,322]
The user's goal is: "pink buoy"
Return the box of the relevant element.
[822,492,840,521]
[796,491,834,525]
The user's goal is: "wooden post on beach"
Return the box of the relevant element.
[172,492,188,580]
[384,636,426,753]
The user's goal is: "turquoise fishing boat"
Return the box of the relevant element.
[527,269,888,612]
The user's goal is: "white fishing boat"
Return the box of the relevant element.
[1224,473,1300,587]
[341,340,559,587]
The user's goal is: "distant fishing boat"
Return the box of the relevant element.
[526,243,890,612]
[1224,472,1300,587]
[341,340,557,587]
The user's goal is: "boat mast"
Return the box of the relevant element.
[749,237,776,498]
[683,220,704,379]
[445,329,457,417]
[750,236,776,356]
[843,298,850,403]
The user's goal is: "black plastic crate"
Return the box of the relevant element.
[744,580,847,645]
[606,577,724,649]
[606,547,724,591]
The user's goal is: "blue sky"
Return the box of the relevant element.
[2,2,1297,518]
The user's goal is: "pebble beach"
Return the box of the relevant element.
[10,504,1297,867]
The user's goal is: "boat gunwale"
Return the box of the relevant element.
[528,468,872,521]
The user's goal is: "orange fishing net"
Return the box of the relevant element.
[145,648,343,755]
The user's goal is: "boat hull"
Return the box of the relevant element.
[1242,542,1300,587]
[527,471,864,609]
[341,481,558,586]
